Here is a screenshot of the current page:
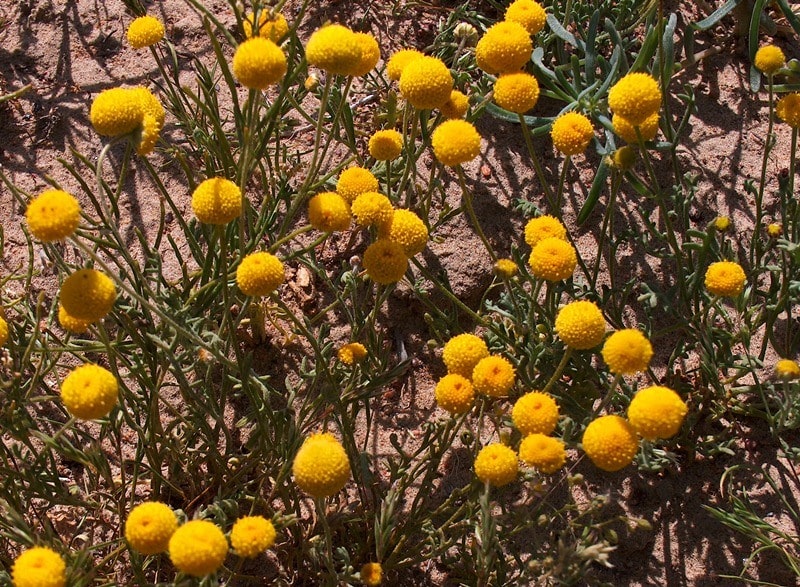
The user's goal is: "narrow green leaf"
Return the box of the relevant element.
[693,0,741,30]
[578,157,610,225]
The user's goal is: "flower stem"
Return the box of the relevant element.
[542,348,573,394]
[456,165,497,262]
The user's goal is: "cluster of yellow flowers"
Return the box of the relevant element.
[524,215,577,281]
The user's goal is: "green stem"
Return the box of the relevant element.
[518,113,556,211]
[753,75,775,264]
[456,166,497,261]
[556,155,570,210]
[542,348,573,394]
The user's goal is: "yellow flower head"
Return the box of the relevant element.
[512,391,559,436]
[306,24,361,76]
[610,146,636,170]
[168,520,228,577]
[243,11,289,42]
[60,269,116,323]
[233,37,287,89]
[519,433,566,474]
[493,72,540,114]
[431,119,481,167]
[601,329,653,375]
[627,386,687,441]
[399,56,454,110]
[776,94,800,128]
[191,177,242,225]
[351,191,394,229]
[292,432,351,498]
[363,240,408,284]
[90,87,144,137]
[230,516,276,558]
[349,32,381,77]
[442,333,489,378]
[125,502,179,555]
[505,0,547,35]
[58,304,91,334]
[475,21,532,74]
[767,223,782,238]
[528,237,577,281]
[755,45,785,75]
[12,546,66,587]
[524,215,567,247]
[127,15,164,49]
[554,300,606,350]
[26,189,81,242]
[386,48,424,81]
[474,443,519,487]
[612,111,659,143]
[582,414,638,472]
[472,355,516,397]
[361,562,383,586]
[775,359,800,380]
[494,258,518,278]
[378,209,428,257]
[308,192,352,233]
[129,87,164,155]
[551,112,594,156]
[608,72,662,126]
[337,167,379,204]
[338,342,368,365]
[435,373,475,415]
[368,129,403,161]
[714,216,731,232]
[236,252,285,297]
[0,316,8,347]
[61,364,118,420]
[704,261,746,297]
[439,89,470,119]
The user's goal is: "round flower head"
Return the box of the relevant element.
[528,237,577,282]
[338,342,367,365]
[292,432,351,498]
[431,119,481,166]
[306,24,361,76]
[308,192,351,233]
[351,191,394,229]
[512,391,559,436]
[551,112,594,156]
[442,334,489,378]
[90,87,144,137]
[61,364,118,420]
[601,329,653,375]
[337,167,379,204]
[505,0,547,35]
[60,269,116,322]
[472,355,516,397]
[361,562,383,586]
[0,316,8,347]
[714,216,731,232]
[775,359,800,380]
[243,11,289,42]
[12,546,66,587]
[755,45,785,75]
[399,56,453,110]
[386,48,424,81]
[127,15,164,48]
[439,89,470,119]
[608,72,662,125]
[349,32,380,77]
[368,129,403,161]
[704,261,746,297]
[125,502,179,555]
[524,215,567,247]
[610,145,636,170]
[555,300,606,350]
[581,414,639,472]
[130,87,165,156]
[191,177,242,225]
[627,386,688,440]
[494,72,540,114]
[435,373,475,415]
[475,21,532,74]
[363,240,408,284]
[26,189,81,242]
[168,520,228,577]
[612,111,659,143]
[519,433,566,474]
[233,37,287,89]
[474,443,518,487]
[776,94,800,128]
[494,258,518,278]
[230,516,276,558]
[767,222,783,238]
[236,252,285,297]
[58,304,91,334]
[378,209,428,257]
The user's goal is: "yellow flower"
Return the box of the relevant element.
[0,315,8,346]
[755,45,785,75]
[431,119,481,166]
[125,502,179,555]
[58,304,91,334]
[524,215,566,247]
[337,167,379,204]
[493,72,540,114]
[528,237,577,281]
[243,11,289,42]
[168,520,229,577]
[127,15,164,48]
[233,38,287,89]
[775,359,800,380]
[60,269,116,323]
[292,432,351,497]
[472,355,516,397]
[512,391,559,436]
[494,258,518,278]
[130,87,164,155]
[519,433,566,474]
[714,216,731,231]
[351,192,394,229]
[230,516,276,558]
[236,252,285,297]
[601,329,653,375]
[609,146,636,170]
[608,72,662,125]
[399,56,453,110]
[191,177,242,225]
[704,261,746,297]
[26,189,81,242]
[612,112,659,143]
[439,89,470,119]
[308,192,351,233]
[581,415,638,472]
[554,300,606,350]
[363,240,408,284]
[551,112,594,156]
[90,87,144,137]
[767,223,782,237]
[304,74,320,91]
[776,94,800,128]
[349,32,380,77]
[369,129,403,161]
[475,21,532,74]
[338,342,368,365]
[435,373,475,415]
[306,24,361,76]
[505,0,547,35]
[12,546,66,587]
[61,364,118,420]
[361,562,383,586]
[627,386,688,440]
[386,48,424,81]
[474,443,518,487]
[442,333,489,378]
[378,209,428,257]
